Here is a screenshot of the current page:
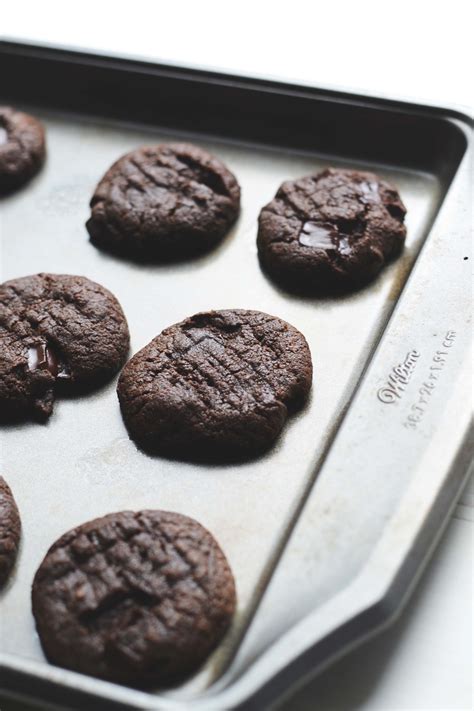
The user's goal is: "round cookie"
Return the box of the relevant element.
[32,510,236,687]
[86,142,241,261]
[117,309,312,459]
[0,273,130,422]
[0,106,46,194]
[0,476,21,588]
[257,168,407,291]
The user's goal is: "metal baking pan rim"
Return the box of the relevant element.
[1,36,473,128]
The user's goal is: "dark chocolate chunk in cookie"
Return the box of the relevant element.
[0,476,21,588]
[86,143,241,261]
[0,106,46,194]
[117,309,312,460]
[32,510,236,687]
[257,168,407,291]
[0,273,130,422]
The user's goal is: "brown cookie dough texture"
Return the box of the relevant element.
[32,510,236,687]
[0,476,21,588]
[117,309,312,459]
[0,106,46,194]
[257,168,407,291]
[86,142,241,260]
[0,274,130,422]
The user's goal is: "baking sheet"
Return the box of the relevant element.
[0,107,442,700]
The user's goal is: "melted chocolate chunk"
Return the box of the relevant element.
[298,221,354,257]
[298,222,338,249]
[28,344,58,376]
[359,180,381,204]
[27,344,71,380]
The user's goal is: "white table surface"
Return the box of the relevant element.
[1,2,473,709]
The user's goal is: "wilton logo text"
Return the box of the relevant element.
[377,350,420,404]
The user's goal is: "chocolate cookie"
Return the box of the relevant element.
[0,106,46,194]
[0,273,130,422]
[32,510,236,687]
[117,309,312,459]
[257,168,407,291]
[0,476,21,588]
[86,143,241,261]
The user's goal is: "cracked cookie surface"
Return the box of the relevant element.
[257,168,407,291]
[0,476,21,588]
[0,273,130,422]
[32,510,236,687]
[0,106,46,194]
[86,142,241,261]
[117,309,312,460]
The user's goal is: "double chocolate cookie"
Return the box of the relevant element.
[86,143,240,261]
[32,510,236,687]
[257,168,407,291]
[0,273,130,422]
[0,476,21,588]
[0,106,46,194]
[118,309,312,460]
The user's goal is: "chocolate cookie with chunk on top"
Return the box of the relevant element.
[257,168,407,292]
[117,309,312,460]
[0,476,21,588]
[0,106,46,194]
[32,509,236,688]
[86,142,241,261]
[0,273,130,423]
